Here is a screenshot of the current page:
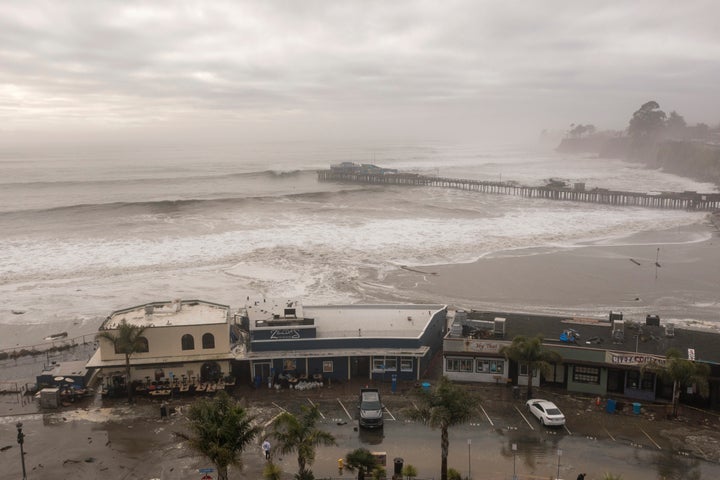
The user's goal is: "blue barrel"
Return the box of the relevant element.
[633,402,641,414]
[422,382,431,391]
[606,398,616,413]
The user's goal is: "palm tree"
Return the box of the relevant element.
[345,447,378,480]
[272,405,336,479]
[177,391,258,480]
[96,319,147,402]
[644,348,710,417]
[263,462,283,480]
[402,464,418,480]
[409,376,473,480]
[501,335,562,399]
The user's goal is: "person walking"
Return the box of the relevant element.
[262,439,271,460]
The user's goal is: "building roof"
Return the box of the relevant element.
[101,299,229,330]
[453,310,720,364]
[245,300,446,339]
[85,349,234,369]
[38,360,88,378]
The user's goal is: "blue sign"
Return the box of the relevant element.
[199,468,214,473]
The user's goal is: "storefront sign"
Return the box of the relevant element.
[465,340,501,353]
[605,352,665,366]
[270,329,300,340]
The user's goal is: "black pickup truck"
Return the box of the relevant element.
[358,388,384,428]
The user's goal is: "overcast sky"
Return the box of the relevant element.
[1,0,719,145]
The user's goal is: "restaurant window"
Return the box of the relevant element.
[400,357,414,372]
[181,334,195,351]
[202,333,215,349]
[573,365,600,384]
[446,357,474,372]
[476,359,504,374]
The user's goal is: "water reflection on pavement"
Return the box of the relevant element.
[284,419,719,480]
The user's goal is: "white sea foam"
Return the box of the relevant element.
[1,142,718,335]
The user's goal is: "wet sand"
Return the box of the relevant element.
[379,221,720,327]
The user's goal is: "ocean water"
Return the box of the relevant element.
[0,141,716,346]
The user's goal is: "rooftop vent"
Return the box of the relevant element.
[665,323,675,337]
[612,319,625,344]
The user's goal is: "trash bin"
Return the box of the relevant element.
[632,402,641,415]
[606,398,616,414]
[160,403,168,418]
[421,382,431,391]
[512,386,520,399]
[393,457,404,476]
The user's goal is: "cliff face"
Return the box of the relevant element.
[556,137,720,187]
[655,141,720,186]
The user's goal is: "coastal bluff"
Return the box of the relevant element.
[557,137,720,188]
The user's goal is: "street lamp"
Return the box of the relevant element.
[467,438,472,480]
[556,448,562,480]
[16,422,27,480]
[512,443,517,480]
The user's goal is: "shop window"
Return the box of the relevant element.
[626,371,655,391]
[202,333,215,349]
[181,334,195,351]
[400,357,414,372]
[572,365,600,384]
[372,358,386,372]
[372,357,397,372]
[476,359,504,374]
[446,357,474,372]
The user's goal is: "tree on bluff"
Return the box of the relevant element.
[628,101,667,137]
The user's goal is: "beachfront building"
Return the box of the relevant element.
[87,299,235,388]
[233,299,447,386]
[444,310,720,408]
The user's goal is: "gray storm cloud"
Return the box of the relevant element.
[0,0,718,144]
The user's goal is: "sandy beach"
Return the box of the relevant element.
[378,219,720,327]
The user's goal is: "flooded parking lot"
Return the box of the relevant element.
[2,381,720,479]
[242,382,720,479]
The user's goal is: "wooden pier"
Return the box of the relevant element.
[317,170,720,211]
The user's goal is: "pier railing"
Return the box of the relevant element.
[317,170,720,211]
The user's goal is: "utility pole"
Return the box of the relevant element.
[467,438,472,480]
[556,448,562,480]
[17,422,27,480]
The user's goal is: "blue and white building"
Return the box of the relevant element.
[235,299,447,385]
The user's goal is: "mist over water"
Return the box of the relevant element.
[0,141,716,346]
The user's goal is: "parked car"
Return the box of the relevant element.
[526,399,565,426]
[359,388,384,428]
